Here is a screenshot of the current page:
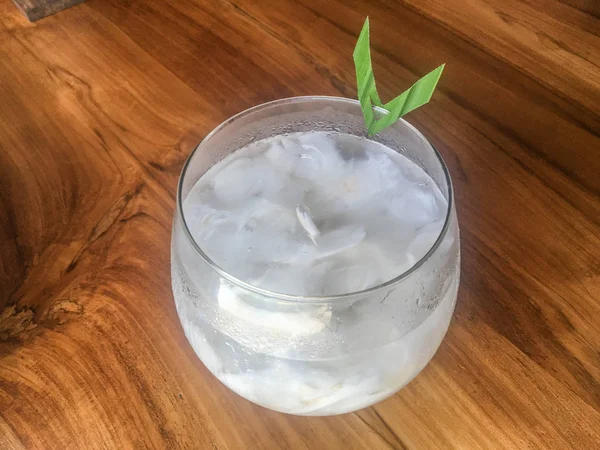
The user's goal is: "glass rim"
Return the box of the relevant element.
[176,95,454,303]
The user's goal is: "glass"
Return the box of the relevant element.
[171,96,460,415]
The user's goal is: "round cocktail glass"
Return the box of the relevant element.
[171,97,460,415]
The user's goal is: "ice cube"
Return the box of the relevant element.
[302,186,349,219]
[212,157,259,204]
[233,197,297,234]
[229,224,301,268]
[212,156,287,205]
[263,182,307,208]
[184,202,225,239]
[267,133,346,183]
[265,137,300,173]
[322,261,381,295]
[313,224,366,259]
[388,185,442,228]
[185,201,236,245]
[350,151,405,194]
[407,219,444,264]
[294,144,329,181]
[334,133,369,161]
[248,158,288,195]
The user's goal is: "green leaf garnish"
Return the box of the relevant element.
[353,17,445,136]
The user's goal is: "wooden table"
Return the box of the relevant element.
[1,0,599,448]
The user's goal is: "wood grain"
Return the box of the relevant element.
[1,0,599,448]
[11,0,85,22]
